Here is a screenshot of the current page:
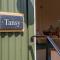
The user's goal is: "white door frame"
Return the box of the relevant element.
[34,0,36,60]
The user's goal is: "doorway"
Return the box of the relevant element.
[36,0,60,60]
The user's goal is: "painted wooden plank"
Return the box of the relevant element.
[14,0,18,12]
[22,0,28,60]
[1,33,5,60]
[15,33,22,60]
[0,33,2,60]
[28,0,34,60]
[1,0,8,11]
[22,30,28,60]
[0,0,2,11]
[8,33,16,60]
[8,0,15,12]
[4,33,9,60]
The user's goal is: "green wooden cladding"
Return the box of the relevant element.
[0,0,34,60]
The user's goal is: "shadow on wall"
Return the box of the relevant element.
[0,32,23,38]
[17,0,34,25]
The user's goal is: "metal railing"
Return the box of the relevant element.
[31,35,60,56]
[47,36,60,56]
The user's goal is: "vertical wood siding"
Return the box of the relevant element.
[0,0,30,60]
[28,0,34,60]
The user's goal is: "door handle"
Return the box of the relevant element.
[31,35,45,42]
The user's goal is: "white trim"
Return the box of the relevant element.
[34,0,36,60]
[0,12,24,16]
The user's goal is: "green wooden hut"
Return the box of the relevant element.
[0,0,35,60]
